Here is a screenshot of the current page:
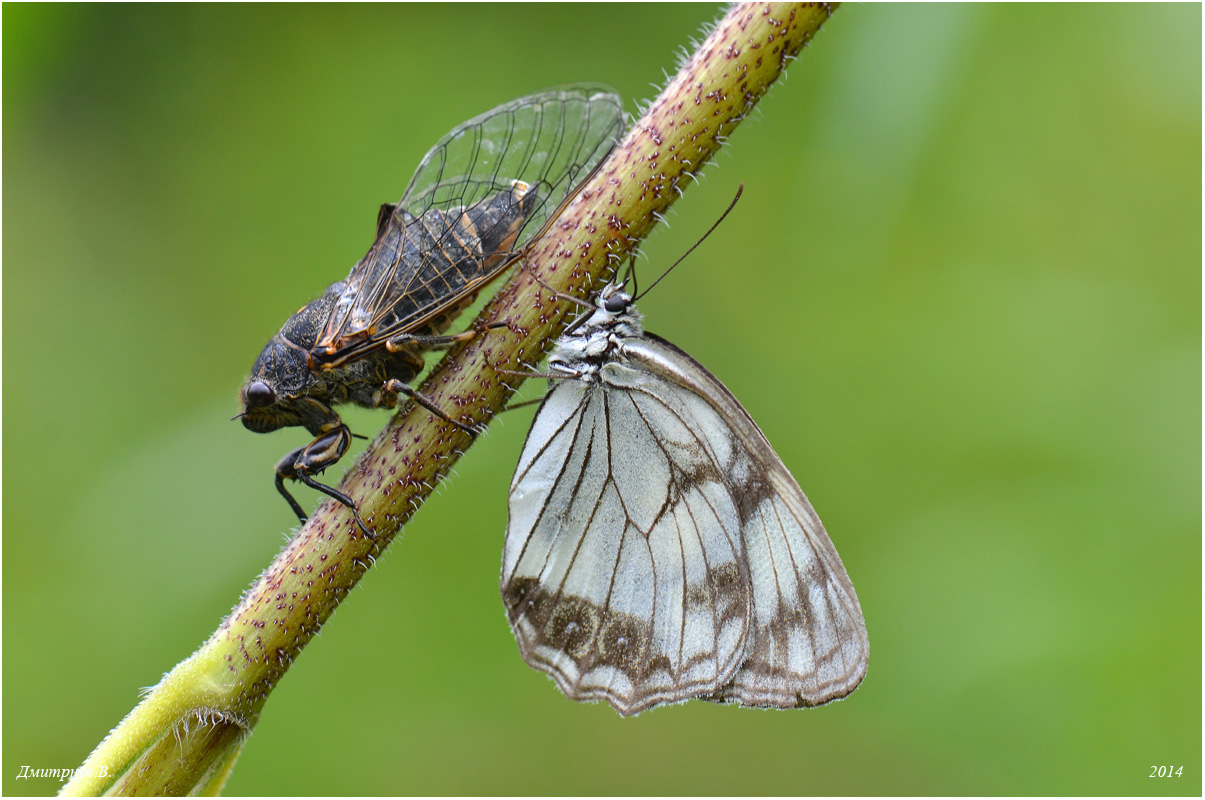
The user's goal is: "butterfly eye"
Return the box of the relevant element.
[245,381,276,408]
[603,294,628,314]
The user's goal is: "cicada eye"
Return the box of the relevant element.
[245,381,276,409]
[603,293,629,314]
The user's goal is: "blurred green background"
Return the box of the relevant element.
[4,3,1199,795]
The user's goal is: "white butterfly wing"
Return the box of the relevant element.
[624,334,868,707]
[503,372,754,716]
[503,330,867,714]
[713,469,868,706]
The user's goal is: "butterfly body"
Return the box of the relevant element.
[504,285,868,715]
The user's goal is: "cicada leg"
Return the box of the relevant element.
[382,320,510,353]
[379,379,484,438]
[274,425,373,537]
[376,323,510,438]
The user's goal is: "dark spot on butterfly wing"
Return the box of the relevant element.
[504,559,750,698]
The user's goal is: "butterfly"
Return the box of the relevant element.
[501,276,869,715]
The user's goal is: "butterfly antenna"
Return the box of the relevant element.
[634,182,743,303]
[622,254,639,296]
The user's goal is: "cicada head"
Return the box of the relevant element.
[239,334,317,433]
[240,284,344,435]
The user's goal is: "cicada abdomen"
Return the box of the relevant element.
[314,177,539,367]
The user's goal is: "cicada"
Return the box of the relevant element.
[239,85,624,533]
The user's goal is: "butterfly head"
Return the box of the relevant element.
[550,283,644,370]
[586,282,643,336]
[598,282,633,315]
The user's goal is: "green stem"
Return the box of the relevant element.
[62,4,838,795]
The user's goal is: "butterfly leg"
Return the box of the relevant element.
[532,274,594,309]
[496,364,586,380]
[274,425,373,537]
[499,394,548,413]
[495,363,585,412]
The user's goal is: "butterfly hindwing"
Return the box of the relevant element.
[626,335,869,707]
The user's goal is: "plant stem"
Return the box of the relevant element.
[61,4,838,795]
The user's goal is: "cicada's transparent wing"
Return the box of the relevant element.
[315,85,623,364]
[401,83,622,231]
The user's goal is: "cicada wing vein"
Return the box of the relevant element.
[314,85,623,365]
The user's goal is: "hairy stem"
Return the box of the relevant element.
[62,4,838,795]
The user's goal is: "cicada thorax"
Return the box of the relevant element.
[311,179,539,369]
[241,281,420,433]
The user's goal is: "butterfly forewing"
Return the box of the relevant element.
[315,85,623,363]
[504,375,756,715]
[503,289,868,715]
